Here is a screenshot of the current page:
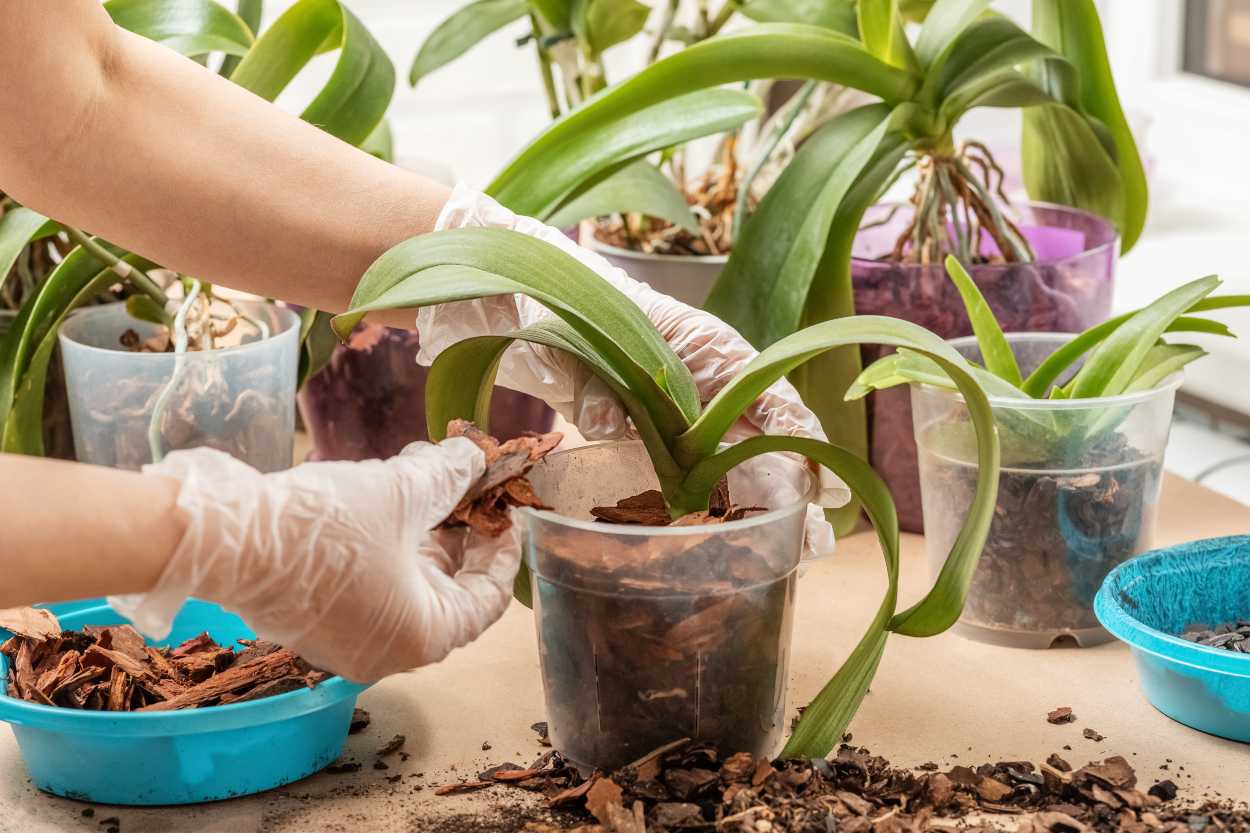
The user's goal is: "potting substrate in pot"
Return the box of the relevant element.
[914,334,1177,649]
[297,323,555,461]
[852,202,1118,532]
[521,442,812,772]
[57,301,299,471]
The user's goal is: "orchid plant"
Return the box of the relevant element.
[330,224,1002,757]
[852,256,1250,454]
[473,0,1147,529]
[0,0,395,457]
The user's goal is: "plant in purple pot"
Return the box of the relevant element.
[853,256,1250,648]
[484,0,1148,534]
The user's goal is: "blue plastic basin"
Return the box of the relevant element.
[0,599,368,805]
[1095,535,1250,744]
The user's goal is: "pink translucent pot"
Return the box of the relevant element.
[852,202,1117,532]
[297,324,555,461]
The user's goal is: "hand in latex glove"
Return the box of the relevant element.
[418,186,846,557]
[109,440,520,683]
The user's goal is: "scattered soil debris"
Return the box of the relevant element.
[1182,619,1250,652]
[532,722,552,748]
[1047,706,1076,725]
[439,420,562,537]
[377,734,407,757]
[324,761,363,775]
[349,708,372,734]
[0,609,324,711]
[1083,728,1106,743]
[441,740,1250,833]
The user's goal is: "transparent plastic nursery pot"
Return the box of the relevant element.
[522,442,812,772]
[853,202,1117,532]
[58,301,299,471]
[914,334,1179,649]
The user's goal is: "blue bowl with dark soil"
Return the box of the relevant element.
[1095,535,1250,743]
[0,599,367,805]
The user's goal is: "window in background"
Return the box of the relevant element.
[1184,0,1250,87]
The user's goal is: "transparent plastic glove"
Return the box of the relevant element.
[418,185,846,559]
[108,439,522,683]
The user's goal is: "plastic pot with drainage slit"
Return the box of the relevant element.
[521,442,812,772]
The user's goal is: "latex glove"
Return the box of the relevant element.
[417,186,846,558]
[108,440,521,683]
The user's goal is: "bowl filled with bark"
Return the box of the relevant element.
[0,600,367,805]
[912,333,1178,649]
[519,441,814,773]
[1096,535,1250,744]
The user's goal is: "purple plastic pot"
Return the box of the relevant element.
[297,324,555,462]
[852,202,1117,532]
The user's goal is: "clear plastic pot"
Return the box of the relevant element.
[522,442,812,771]
[853,202,1118,532]
[0,311,74,460]
[297,323,554,462]
[913,334,1179,649]
[58,301,298,472]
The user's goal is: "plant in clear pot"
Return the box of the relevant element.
[332,226,1002,767]
[854,199,1119,531]
[0,0,398,462]
[483,0,1147,534]
[854,257,1250,648]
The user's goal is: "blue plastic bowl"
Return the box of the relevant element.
[0,599,368,805]
[1095,535,1250,744]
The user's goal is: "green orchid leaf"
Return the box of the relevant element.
[1028,0,1148,253]
[296,309,339,389]
[229,0,395,147]
[360,117,395,161]
[0,208,57,296]
[125,295,172,327]
[736,0,858,33]
[410,0,529,86]
[928,15,1055,104]
[1069,276,1220,399]
[105,0,255,57]
[705,103,894,349]
[490,23,916,206]
[1022,104,1124,245]
[943,255,1021,386]
[857,0,915,70]
[546,160,699,232]
[788,132,909,533]
[530,0,573,31]
[576,0,651,56]
[491,88,761,220]
[913,0,988,70]
[1,251,157,454]
[220,0,264,76]
[1125,343,1206,394]
[940,68,1057,120]
[333,227,701,438]
[849,348,1032,402]
[1022,307,1240,397]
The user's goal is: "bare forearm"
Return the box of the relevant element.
[0,0,448,325]
[0,455,184,608]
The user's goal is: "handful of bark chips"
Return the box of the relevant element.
[454,739,1245,833]
[0,607,326,712]
[439,420,563,537]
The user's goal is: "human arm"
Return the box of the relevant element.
[0,0,447,327]
[0,454,185,608]
[0,442,522,683]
